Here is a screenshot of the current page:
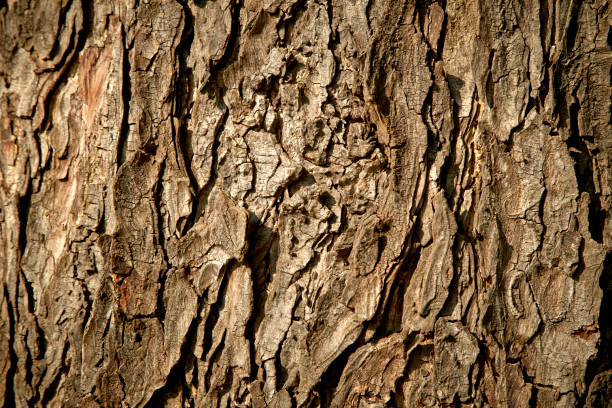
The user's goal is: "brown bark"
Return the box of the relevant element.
[0,0,611,407]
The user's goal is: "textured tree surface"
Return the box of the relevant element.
[0,0,611,406]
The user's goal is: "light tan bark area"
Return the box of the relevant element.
[0,0,611,406]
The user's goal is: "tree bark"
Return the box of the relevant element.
[0,0,611,406]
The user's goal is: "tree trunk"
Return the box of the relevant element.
[0,0,611,406]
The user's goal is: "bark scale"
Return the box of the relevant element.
[0,0,611,407]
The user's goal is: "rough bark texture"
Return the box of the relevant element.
[0,0,611,407]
